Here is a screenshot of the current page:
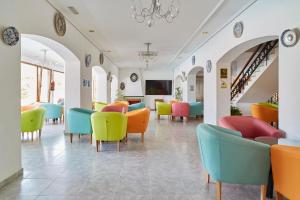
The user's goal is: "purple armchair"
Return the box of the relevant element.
[219,116,284,139]
[172,102,190,120]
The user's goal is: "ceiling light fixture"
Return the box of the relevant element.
[139,43,158,68]
[131,0,180,27]
[68,6,79,15]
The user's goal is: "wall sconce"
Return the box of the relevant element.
[180,71,187,82]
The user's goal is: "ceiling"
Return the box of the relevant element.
[21,37,65,71]
[48,0,256,69]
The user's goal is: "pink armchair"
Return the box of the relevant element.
[219,116,284,139]
[102,105,125,113]
[172,102,190,120]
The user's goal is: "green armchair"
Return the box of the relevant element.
[197,124,270,200]
[91,112,127,152]
[21,108,45,140]
[156,102,172,119]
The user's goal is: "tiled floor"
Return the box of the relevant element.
[0,112,261,200]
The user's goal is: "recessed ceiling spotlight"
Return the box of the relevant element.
[68,6,79,15]
[89,30,95,33]
[202,31,209,35]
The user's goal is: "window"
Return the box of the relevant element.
[53,71,65,104]
[21,63,37,106]
[39,68,51,103]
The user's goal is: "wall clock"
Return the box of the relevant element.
[233,21,243,38]
[54,12,66,36]
[130,73,138,82]
[2,26,19,46]
[281,29,298,47]
[85,54,92,67]
[99,52,104,65]
[120,82,125,90]
[206,60,212,73]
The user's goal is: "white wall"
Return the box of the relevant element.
[0,0,118,183]
[92,66,107,103]
[174,0,300,140]
[119,68,174,109]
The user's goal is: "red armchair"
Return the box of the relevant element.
[218,116,284,139]
[171,102,190,120]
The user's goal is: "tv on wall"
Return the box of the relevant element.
[145,80,172,95]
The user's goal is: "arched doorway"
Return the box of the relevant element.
[21,34,80,129]
[110,75,118,103]
[187,66,204,102]
[92,66,107,103]
[216,36,278,119]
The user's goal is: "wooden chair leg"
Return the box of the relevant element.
[216,181,222,200]
[70,133,73,143]
[21,132,24,140]
[141,133,144,143]
[78,134,81,140]
[205,172,210,184]
[39,129,42,139]
[260,185,267,200]
[96,140,99,152]
[275,192,284,200]
[117,141,120,151]
[90,134,93,144]
[157,115,160,120]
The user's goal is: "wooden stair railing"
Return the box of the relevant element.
[231,40,278,100]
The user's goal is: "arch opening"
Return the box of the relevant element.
[92,66,107,103]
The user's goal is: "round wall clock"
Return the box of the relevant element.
[281,29,298,47]
[206,60,212,73]
[99,52,104,65]
[2,26,19,46]
[120,82,125,90]
[85,54,92,67]
[233,21,243,38]
[54,12,66,36]
[130,73,138,82]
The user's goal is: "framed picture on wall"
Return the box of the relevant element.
[220,68,228,79]
[190,85,194,91]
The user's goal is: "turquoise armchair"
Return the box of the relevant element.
[39,103,63,123]
[67,108,95,143]
[197,124,270,200]
[21,108,45,140]
[128,102,146,112]
[189,102,203,118]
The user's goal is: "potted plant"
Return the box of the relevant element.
[115,89,125,101]
[231,106,242,116]
[175,87,183,101]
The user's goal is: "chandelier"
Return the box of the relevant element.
[131,0,180,27]
[139,43,158,67]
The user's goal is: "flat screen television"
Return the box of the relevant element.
[145,80,172,95]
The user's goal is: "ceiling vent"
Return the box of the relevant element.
[68,6,79,15]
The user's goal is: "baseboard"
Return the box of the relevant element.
[0,168,23,189]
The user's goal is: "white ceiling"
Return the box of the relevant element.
[21,37,65,71]
[48,0,256,69]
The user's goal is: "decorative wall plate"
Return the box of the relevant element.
[192,55,196,65]
[233,21,243,38]
[2,26,20,46]
[281,29,298,47]
[99,52,104,65]
[206,60,212,73]
[120,82,125,90]
[54,12,66,36]
[85,54,92,67]
[130,73,138,82]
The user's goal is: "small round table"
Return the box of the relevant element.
[255,136,278,199]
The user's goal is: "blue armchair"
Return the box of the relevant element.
[67,108,95,143]
[128,102,146,112]
[39,103,63,123]
[197,124,270,200]
[189,102,203,118]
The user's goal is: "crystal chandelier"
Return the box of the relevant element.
[131,0,180,27]
[139,43,158,67]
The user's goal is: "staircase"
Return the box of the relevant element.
[231,40,278,105]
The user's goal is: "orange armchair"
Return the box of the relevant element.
[271,145,300,200]
[126,108,150,143]
[251,104,278,127]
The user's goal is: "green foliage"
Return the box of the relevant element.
[115,89,124,101]
[175,87,182,101]
[231,106,242,116]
